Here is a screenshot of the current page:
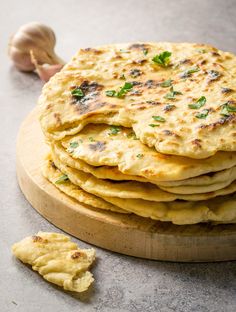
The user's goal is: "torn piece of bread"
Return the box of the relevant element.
[12,232,95,292]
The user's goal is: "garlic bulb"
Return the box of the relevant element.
[8,22,65,75]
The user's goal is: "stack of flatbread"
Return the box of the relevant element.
[39,42,236,225]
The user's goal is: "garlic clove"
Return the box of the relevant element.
[8,22,65,72]
[35,64,64,82]
[30,50,63,82]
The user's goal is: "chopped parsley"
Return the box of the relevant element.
[152,115,166,122]
[106,82,133,98]
[180,66,200,78]
[160,79,173,88]
[89,137,95,142]
[71,87,84,100]
[127,131,139,140]
[188,96,206,109]
[152,51,172,67]
[164,86,182,100]
[55,174,69,184]
[150,115,166,128]
[149,124,160,127]
[136,153,144,159]
[105,90,116,97]
[226,104,236,113]
[120,74,126,80]
[197,49,207,54]
[67,141,79,153]
[108,126,121,135]
[143,48,148,56]
[195,109,209,119]
[69,141,79,149]
[117,82,133,97]
[220,102,236,116]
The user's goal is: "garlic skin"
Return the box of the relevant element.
[8,22,65,72]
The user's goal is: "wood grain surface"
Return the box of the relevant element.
[16,107,236,262]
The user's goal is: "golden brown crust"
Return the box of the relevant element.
[39,42,236,158]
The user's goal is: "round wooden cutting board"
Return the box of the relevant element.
[16,107,236,262]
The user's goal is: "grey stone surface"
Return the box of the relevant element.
[0,0,236,311]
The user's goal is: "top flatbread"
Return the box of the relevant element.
[39,42,236,158]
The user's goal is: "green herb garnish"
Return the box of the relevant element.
[89,137,95,142]
[120,74,126,80]
[180,66,200,78]
[106,82,133,98]
[197,49,207,54]
[195,109,209,119]
[136,153,144,159]
[188,96,206,109]
[71,88,84,100]
[164,86,182,100]
[127,131,139,140]
[143,49,148,56]
[108,126,121,135]
[105,90,116,97]
[55,174,69,184]
[160,79,173,88]
[69,141,79,149]
[152,51,172,67]
[152,115,166,122]
[116,82,133,97]
[220,102,236,116]
[149,124,160,127]
[67,141,79,153]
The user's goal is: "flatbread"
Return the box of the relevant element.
[157,165,236,187]
[39,42,236,158]
[102,194,236,225]
[51,142,236,194]
[51,150,236,202]
[12,232,95,293]
[43,159,236,225]
[59,124,236,182]
[159,180,235,194]
[52,142,236,194]
[42,158,128,214]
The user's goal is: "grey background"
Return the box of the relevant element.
[0,0,236,311]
